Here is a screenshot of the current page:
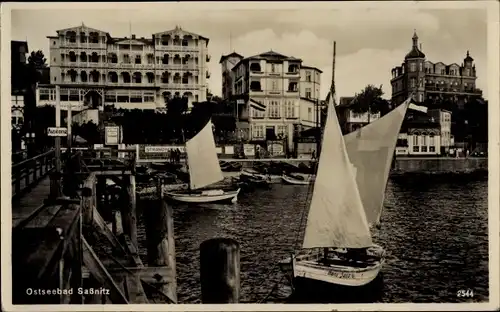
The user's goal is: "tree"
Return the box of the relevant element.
[28,50,47,69]
[350,84,389,115]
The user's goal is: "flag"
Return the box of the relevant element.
[408,103,428,113]
[249,98,266,112]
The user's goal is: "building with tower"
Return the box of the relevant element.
[37,24,210,112]
[390,31,482,109]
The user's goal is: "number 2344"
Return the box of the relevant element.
[457,289,474,298]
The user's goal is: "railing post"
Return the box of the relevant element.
[25,160,31,189]
[15,167,21,196]
[33,159,38,182]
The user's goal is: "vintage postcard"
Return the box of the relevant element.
[1,1,499,311]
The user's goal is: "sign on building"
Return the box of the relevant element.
[47,127,67,137]
[105,126,120,145]
[138,144,185,162]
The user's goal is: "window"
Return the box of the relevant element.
[271,64,275,73]
[252,107,265,118]
[418,93,424,102]
[308,107,312,121]
[252,125,264,138]
[268,100,281,118]
[250,63,261,72]
[413,146,419,152]
[413,135,418,146]
[135,55,141,64]
[288,82,298,92]
[123,54,130,64]
[305,88,312,99]
[419,63,423,72]
[429,135,435,146]
[410,63,416,72]
[306,71,311,82]
[410,78,416,88]
[272,80,278,91]
[429,146,435,152]
[277,125,287,137]
[421,135,427,146]
[421,146,428,152]
[285,101,296,118]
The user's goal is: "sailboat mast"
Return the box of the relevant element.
[322,41,336,260]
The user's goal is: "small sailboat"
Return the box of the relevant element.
[279,91,412,293]
[165,119,240,204]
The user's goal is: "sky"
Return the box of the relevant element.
[9,2,488,100]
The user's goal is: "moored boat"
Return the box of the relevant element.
[166,118,239,205]
[281,173,314,185]
[278,42,413,298]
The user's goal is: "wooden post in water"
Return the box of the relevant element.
[120,173,137,248]
[143,178,177,302]
[200,238,240,303]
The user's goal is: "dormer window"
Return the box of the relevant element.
[250,63,261,72]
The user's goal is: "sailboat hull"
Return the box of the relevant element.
[281,174,313,185]
[165,188,240,204]
[279,245,385,287]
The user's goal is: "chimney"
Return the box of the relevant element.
[132,34,136,39]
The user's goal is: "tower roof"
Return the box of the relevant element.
[405,30,426,59]
[464,50,474,62]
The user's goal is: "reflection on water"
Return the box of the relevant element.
[137,174,488,303]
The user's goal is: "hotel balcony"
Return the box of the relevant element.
[58,80,106,86]
[424,85,482,95]
[155,63,199,71]
[155,45,200,52]
[60,41,106,49]
[157,83,201,90]
[107,62,156,70]
[107,81,157,88]
[60,61,106,69]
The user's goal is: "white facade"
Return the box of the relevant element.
[225,51,322,147]
[428,109,452,151]
[396,130,441,156]
[40,24,210,112]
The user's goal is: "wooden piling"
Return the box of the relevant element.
[121,174,137,248]
[112,210,124,237]
[200,238,240,303]
[143,178,177,302]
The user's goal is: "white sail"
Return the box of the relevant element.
[185,119,224,190]
[302,95,372,249]
[344,97,412,226]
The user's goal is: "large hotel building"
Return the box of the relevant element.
[390,31,482,108]
[38,24,210,112]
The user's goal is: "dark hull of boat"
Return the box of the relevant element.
[287,274,384,303]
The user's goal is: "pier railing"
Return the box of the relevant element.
[11,149,56,199]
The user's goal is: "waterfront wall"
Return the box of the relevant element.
[223,157,488,174]
[391,157,488,174]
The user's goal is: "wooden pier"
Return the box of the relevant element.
[10,149,245,305]
[11,150,179,304]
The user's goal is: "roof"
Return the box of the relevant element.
[246,50,302,62]
[109,37,153,45]
[301,65,323,73]
[152,26,209,45]
[405,46,426,59]
[219,52,244,64]
[338,96,355,107]
[464,50,474,62]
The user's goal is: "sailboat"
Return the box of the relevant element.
[279,92,412,293]
[165,119,240,204]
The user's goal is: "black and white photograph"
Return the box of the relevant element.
[2,1,499,310]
